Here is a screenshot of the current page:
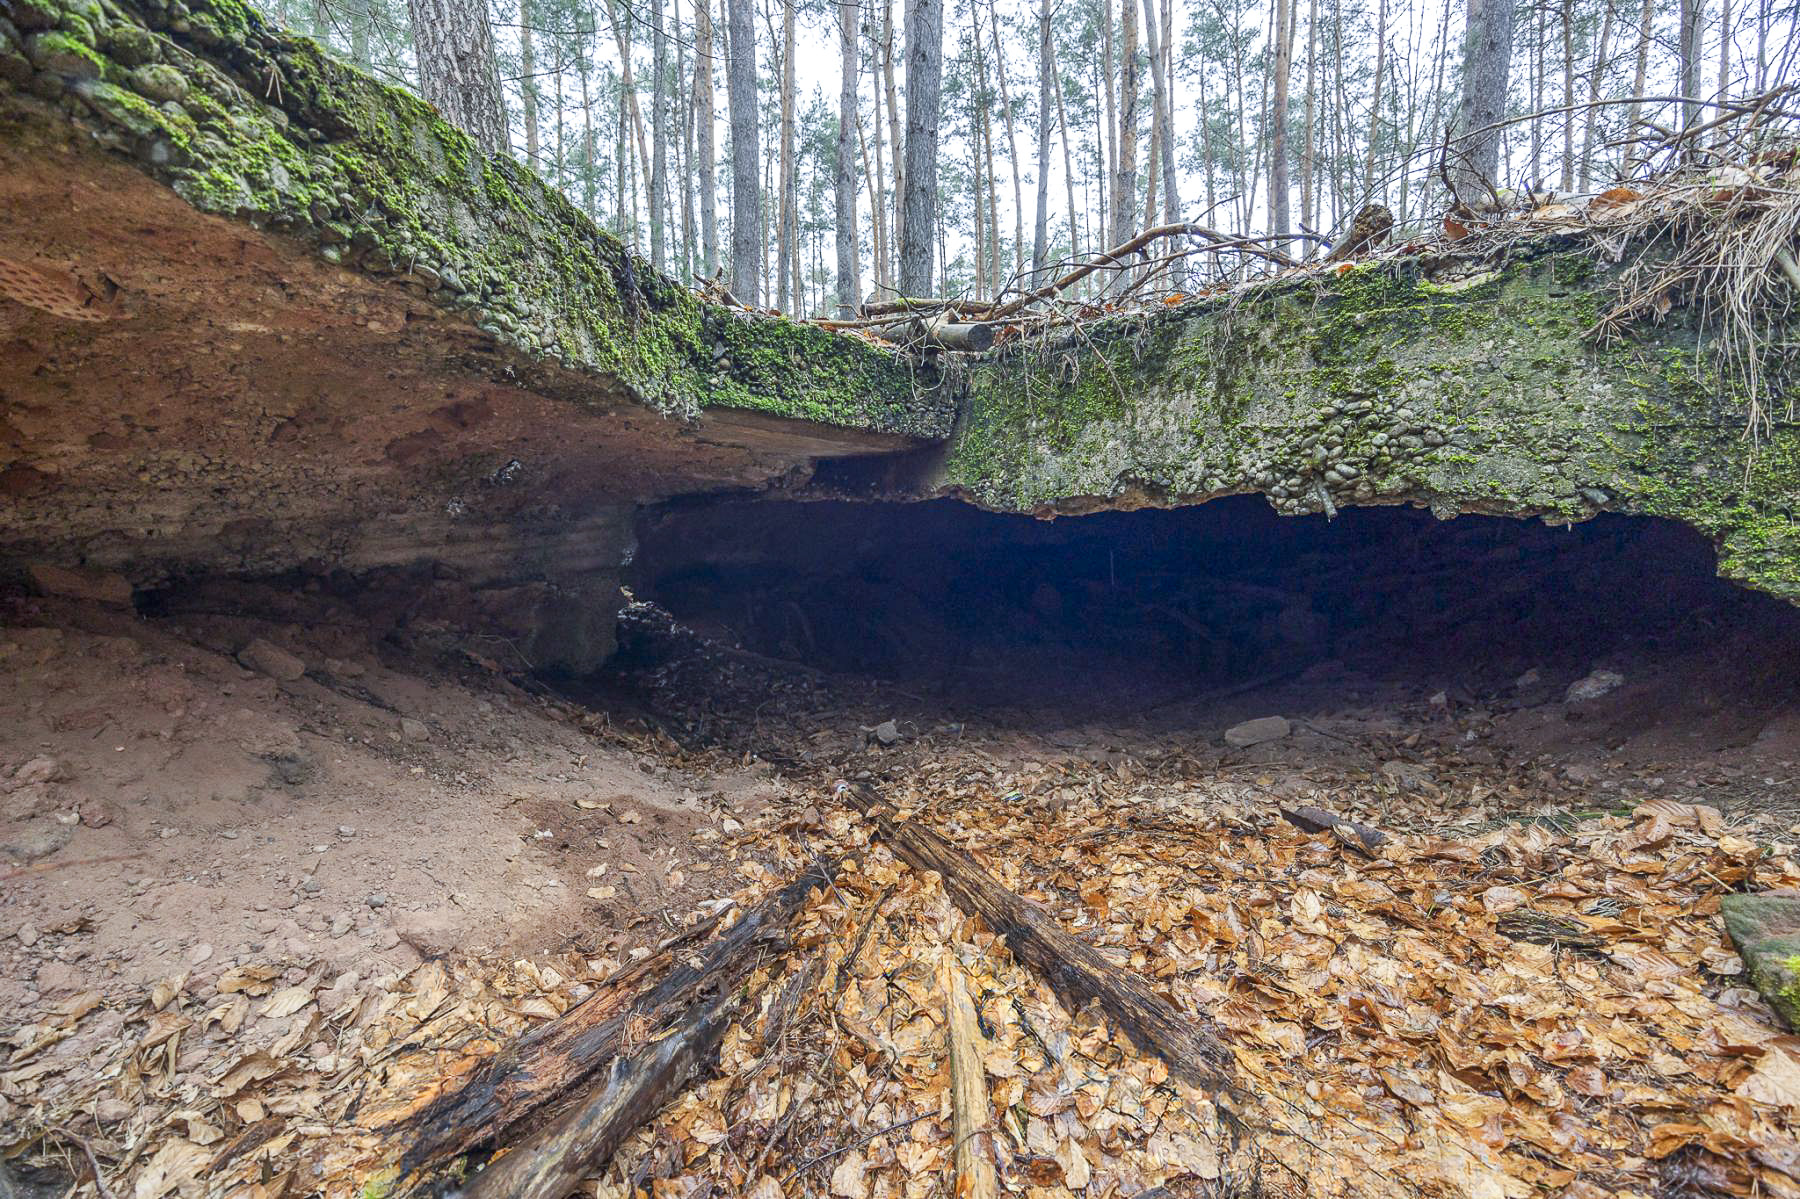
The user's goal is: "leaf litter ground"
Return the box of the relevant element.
[7,619,1800,1199]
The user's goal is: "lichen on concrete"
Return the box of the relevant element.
[0,0,945,441]
[940,242,1800,605]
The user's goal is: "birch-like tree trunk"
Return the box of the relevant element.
[776,0,797,311]
[1030,0,1052,276]
[695,0,718,274]
[408,0,509,156]
[835,0,859,315]
[520,0,539,166]
[649,0,670,269]
[1110,0,1138,251]
[1268,0,1295,236]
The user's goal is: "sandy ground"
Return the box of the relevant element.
[0,595,788,1035]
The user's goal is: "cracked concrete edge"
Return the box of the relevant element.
[939,243,1800,605]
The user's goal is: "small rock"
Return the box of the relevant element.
[399,717,429,743]
[328,914,354,937]
[188,941,214,964]
[27,563,132,605]
[1721,892,1800,1030]
[1514,667,1542,689]
[7,755,65,791]
[2,818,73,862]
[1379,760,1435,793]
[870,720,902,747]
[94,1097,133,1125]
[1223,716,1291,749]
[237,638,306,682]
[128,62,186,101]
[17,924,37,948]
[391,908,457,956]
[366,892,388,909]
[1565,669,1625,704]
[300,877,321,894]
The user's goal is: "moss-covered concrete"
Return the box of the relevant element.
[942,242,1800,604]
[0,0,946,440]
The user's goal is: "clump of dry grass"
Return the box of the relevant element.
[1600,150,1800,435]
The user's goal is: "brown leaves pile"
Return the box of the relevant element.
[7,743,1797,1198]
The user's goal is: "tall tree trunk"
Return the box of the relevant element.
[1529,6,1544,179]
[835,0,860,315]
[1299,0,1317,229]
[1450,0,1517,205]
[1054,52,1079,276]
[985,0,1025,279]
[970,70,985,294]
[1031,0,1052,276]
[898,0,945,298]
[408,0,509,156]
[1110,0,1138,252]
[1678,0,1703,132]
[776,0,797,311]
[1100,0,1117,234]
[857,106,886,295]
[1716,0,1732,100]
[614,67,628,235]
[649,0,670,269]
[1138,0,1178,226]
[1361,0,1388,197]
[726,0,760,303]
[579,16,596,216]
[882,0,902,288]
[348,0,370,65]
[695,0,718,274]
[1578,0,1616,186]
[678,0,696,275]
[520,0,540,165]
[604,0,654,218]
[1269,0,1295,237]
[867,19,888,293]
[1560,0,1575,190]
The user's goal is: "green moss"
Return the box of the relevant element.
[944,244,1800,604]
[26,28,104,74]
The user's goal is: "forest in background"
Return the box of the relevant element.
[255,0,1799,317]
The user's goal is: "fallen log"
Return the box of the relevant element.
[397,859,839,1176]
[1279,805,1389,852]
[837,782,1234,1090]
[869,312,996,351]
[941,954,1000,1199]
[459,992,735,1199]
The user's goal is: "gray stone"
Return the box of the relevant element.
[238,638,306,681]
[871,720,902,747]
[1223,716,1291,749]
[1721,893,1800,1030]
[1565,669,1625,704]
[366,892,388,908]
[128,62,186,101]
[399,717,429,743]
[1,818,73,863]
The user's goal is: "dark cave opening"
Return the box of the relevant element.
[624,495,1800,720]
